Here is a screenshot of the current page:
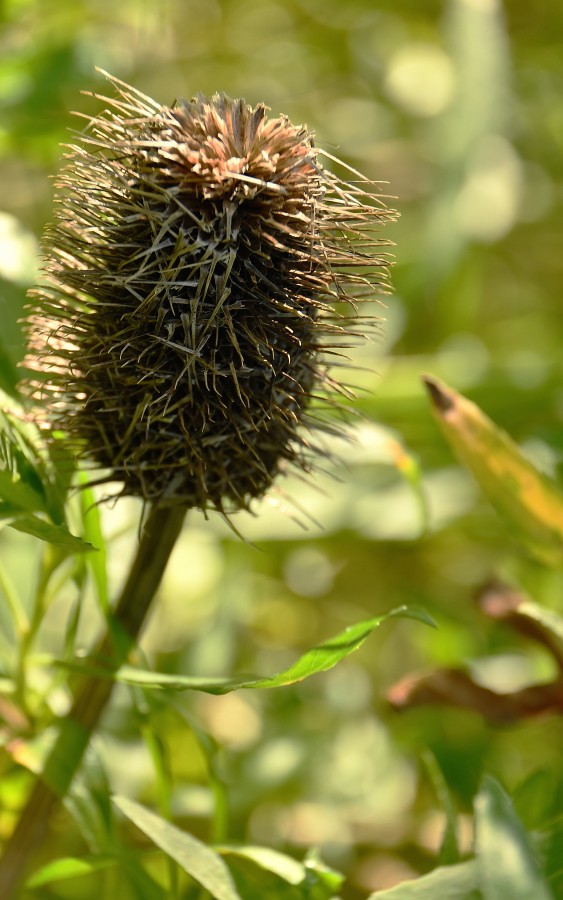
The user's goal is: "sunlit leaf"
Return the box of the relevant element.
[8,514,95,553]
[113,795,242,900]
[475,776,553,900]
[366,860,479,899]
[424,375,563,567]
[220,848,308,900]
[59,606,434,694]
[219,847,343,900]
[220,846,308,886]
[26,856,114,888]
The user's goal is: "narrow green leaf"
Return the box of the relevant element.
[220,846,306,885]
[219,847,343,900]
[513,769,557,831]
[122,857,169,900]
[113,795,242,900]
[0,558,28,632]
[8,514,95,553]
[170,703,229,843]
[114,606,434,694]
[0,333,20,397]
[366,860,479,899]
[64,746,115,854]
[533,813,563,896]
[0,397,48,510]
[424,375,563,567]
[56,606,434,694]
[475,776,553,900]
[42,437,78,526]
[220,849,305,900]
[421,750,460,865]
[26,856,114,888]
[78,478,108,609]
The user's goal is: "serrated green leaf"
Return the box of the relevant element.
[8,514,95,552]
[366,860,479,899]
[475,776,553,900]
[113,795,242,900]
[424,376,563,567]
[26,856,114,888]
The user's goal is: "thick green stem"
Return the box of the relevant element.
[0,503,186,899]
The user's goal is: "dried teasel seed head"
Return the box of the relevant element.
[24,72,396,515]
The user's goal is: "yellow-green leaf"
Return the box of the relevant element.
[423,375,563,567]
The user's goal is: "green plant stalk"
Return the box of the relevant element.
[14,544,64,716]
[0,502,187,899]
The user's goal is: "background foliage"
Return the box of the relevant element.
[1,0,563,897]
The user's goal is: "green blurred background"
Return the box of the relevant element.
[1,0,563,896]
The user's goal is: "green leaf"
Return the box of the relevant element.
[220,848,309,900]
[513,769,557,831]
[121,857,169,900]
[421,750,460,865]
[475,776,553,900]
[57,606,433,694]
[424,376,563,567]
[64,745,115,854]
[113,795,242,900]
[0,332,20,397]
[78,478,108,610]
[0,396,48,509]
[8,513,95,553]
[219,847,343,900]
[366,860,479,899]
[26,856,114,888]
[534,813,563,896]
[0,470,45,514]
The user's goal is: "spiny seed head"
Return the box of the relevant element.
[24,72,395,514]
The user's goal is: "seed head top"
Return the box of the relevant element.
[25,73,395,515]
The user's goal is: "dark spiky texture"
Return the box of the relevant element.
[25,73,395,514]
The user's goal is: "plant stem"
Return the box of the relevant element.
[0,502,186,899]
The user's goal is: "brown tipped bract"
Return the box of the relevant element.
[25,73,395,513]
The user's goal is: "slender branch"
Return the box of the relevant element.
[0,502,186,899]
